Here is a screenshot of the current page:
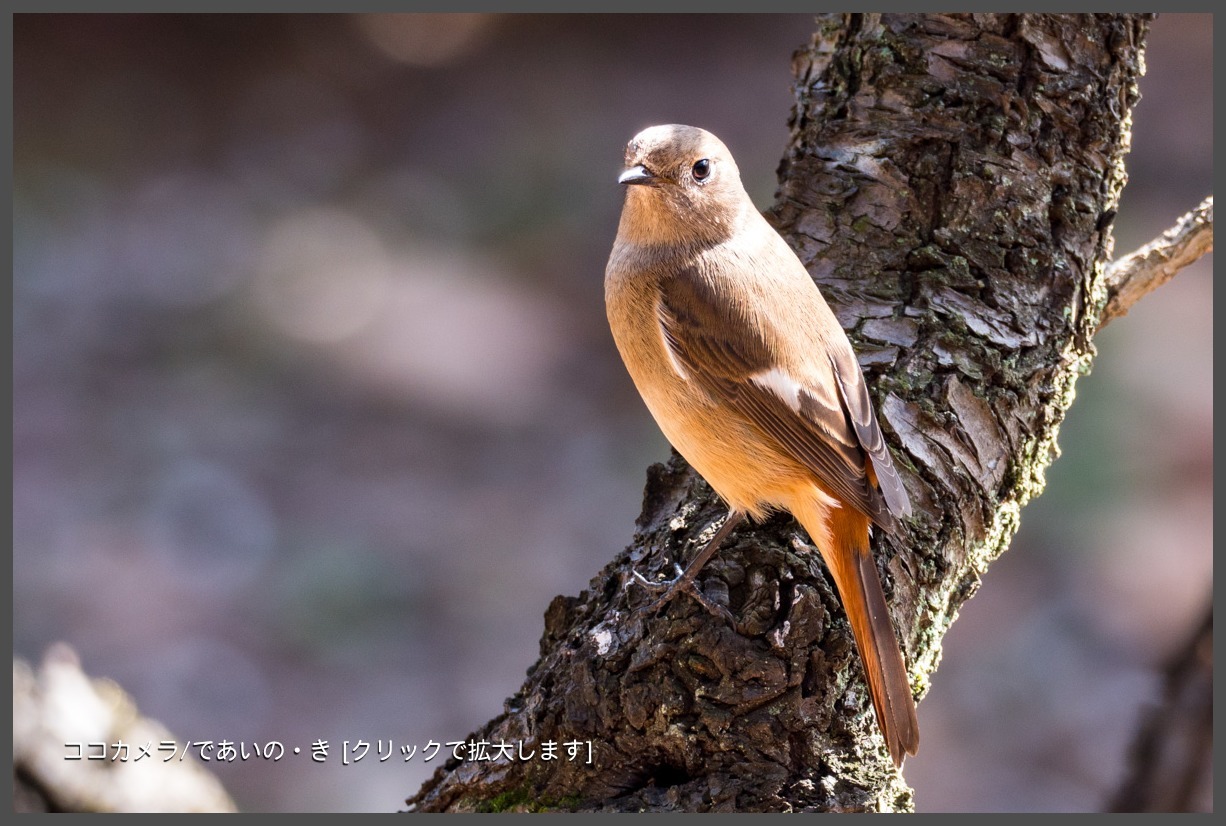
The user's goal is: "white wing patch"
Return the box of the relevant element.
[655,307,691,381]
[750,367,803,413]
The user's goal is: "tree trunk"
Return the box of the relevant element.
[407,12,1152,813]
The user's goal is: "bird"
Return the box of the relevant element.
[604,124,919,768]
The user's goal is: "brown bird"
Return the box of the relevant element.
[604,124,919,767]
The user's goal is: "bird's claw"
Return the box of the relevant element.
[631,563,684,591]
[631,561,737,623]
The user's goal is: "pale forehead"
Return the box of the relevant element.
[625,124,732,165]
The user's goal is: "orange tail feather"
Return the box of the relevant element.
[804,504,919,767]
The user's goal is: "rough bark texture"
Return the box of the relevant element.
[407,13,1151,812]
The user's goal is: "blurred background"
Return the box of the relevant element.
[13,14,1211,813]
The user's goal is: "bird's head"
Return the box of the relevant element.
[616,124,753,248]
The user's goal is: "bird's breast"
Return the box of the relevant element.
[604,256,809,516]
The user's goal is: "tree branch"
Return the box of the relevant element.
[13,644,236,813]
[1108,605,1213,812]
[1099,195,1213,330]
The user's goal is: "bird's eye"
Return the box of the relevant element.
[691,159,711,181]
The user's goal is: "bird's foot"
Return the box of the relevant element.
[630,563,684,591]
[630,563,734,623]
[630,563,688,613]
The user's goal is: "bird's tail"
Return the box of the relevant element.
[796,500,919,768]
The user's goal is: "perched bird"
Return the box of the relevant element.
[604,124,919,767]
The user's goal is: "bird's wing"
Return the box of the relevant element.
[827,345,912,521]
[657,265,908,531]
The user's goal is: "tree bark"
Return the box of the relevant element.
[407,13,1153,812]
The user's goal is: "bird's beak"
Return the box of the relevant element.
[618,164,658,186]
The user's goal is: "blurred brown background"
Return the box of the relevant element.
[12,14,1212,812]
